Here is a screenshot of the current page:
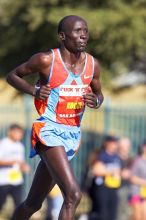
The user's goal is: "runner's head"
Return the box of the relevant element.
[58,15,89,52]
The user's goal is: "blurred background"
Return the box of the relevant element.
[0,0,146,220]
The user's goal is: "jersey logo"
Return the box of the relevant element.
[84,75,91,79]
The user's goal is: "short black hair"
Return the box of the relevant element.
[58,15,85,33]
[9,124,23,131]
[58,16,68,33]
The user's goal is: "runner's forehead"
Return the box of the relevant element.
[64,18,87,31]
[72,20,88,30]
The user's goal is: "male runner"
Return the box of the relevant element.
[7,15,104,220]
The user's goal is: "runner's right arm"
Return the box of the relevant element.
[7,52,52,99]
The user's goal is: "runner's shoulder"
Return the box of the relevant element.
[29,50,53,68]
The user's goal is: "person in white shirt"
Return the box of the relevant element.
[0,124,30,214]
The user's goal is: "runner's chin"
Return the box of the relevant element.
[77,46,86,52]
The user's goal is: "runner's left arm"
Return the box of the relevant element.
[83,58,104,109]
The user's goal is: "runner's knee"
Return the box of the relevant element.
[64,185,82,207]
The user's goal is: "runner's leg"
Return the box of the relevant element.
[38,144,82,220]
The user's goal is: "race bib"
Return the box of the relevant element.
[140,186,146,198]
[8,169,23,183]
[56,85,89,124]
[59,85,88,97]
[104,175,121,188]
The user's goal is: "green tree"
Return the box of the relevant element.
[0,0,146,85]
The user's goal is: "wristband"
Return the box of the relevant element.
[95,97,100,108]
[33,85,40,97]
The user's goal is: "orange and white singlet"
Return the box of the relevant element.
[30,48,94,160]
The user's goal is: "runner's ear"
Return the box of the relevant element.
[59,32,65,41]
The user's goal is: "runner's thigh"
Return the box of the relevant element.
[38,145,79,195]
[26,160,55,202]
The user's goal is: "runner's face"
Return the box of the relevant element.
[63,20,89,53]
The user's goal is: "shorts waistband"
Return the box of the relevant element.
[35,117,80,131]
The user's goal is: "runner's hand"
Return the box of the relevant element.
[83,92,99,109]
[35,84,51,100]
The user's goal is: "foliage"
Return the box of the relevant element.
[0,0,146,84]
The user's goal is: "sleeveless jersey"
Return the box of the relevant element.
[34,48,94,126]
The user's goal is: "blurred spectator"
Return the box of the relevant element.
[118,137,131,162]
[80,148,99,195]
[45,184,63,220]
[128,140,146,220]
[117,137,132,220]
[0,124,30,216]
[88,135,122,220]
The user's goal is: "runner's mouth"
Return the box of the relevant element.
[78,42,87,48]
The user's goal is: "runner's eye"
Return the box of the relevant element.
[74,28,81,33]
[84,29,88,33]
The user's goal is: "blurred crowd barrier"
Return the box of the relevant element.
[0,95,146,219]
